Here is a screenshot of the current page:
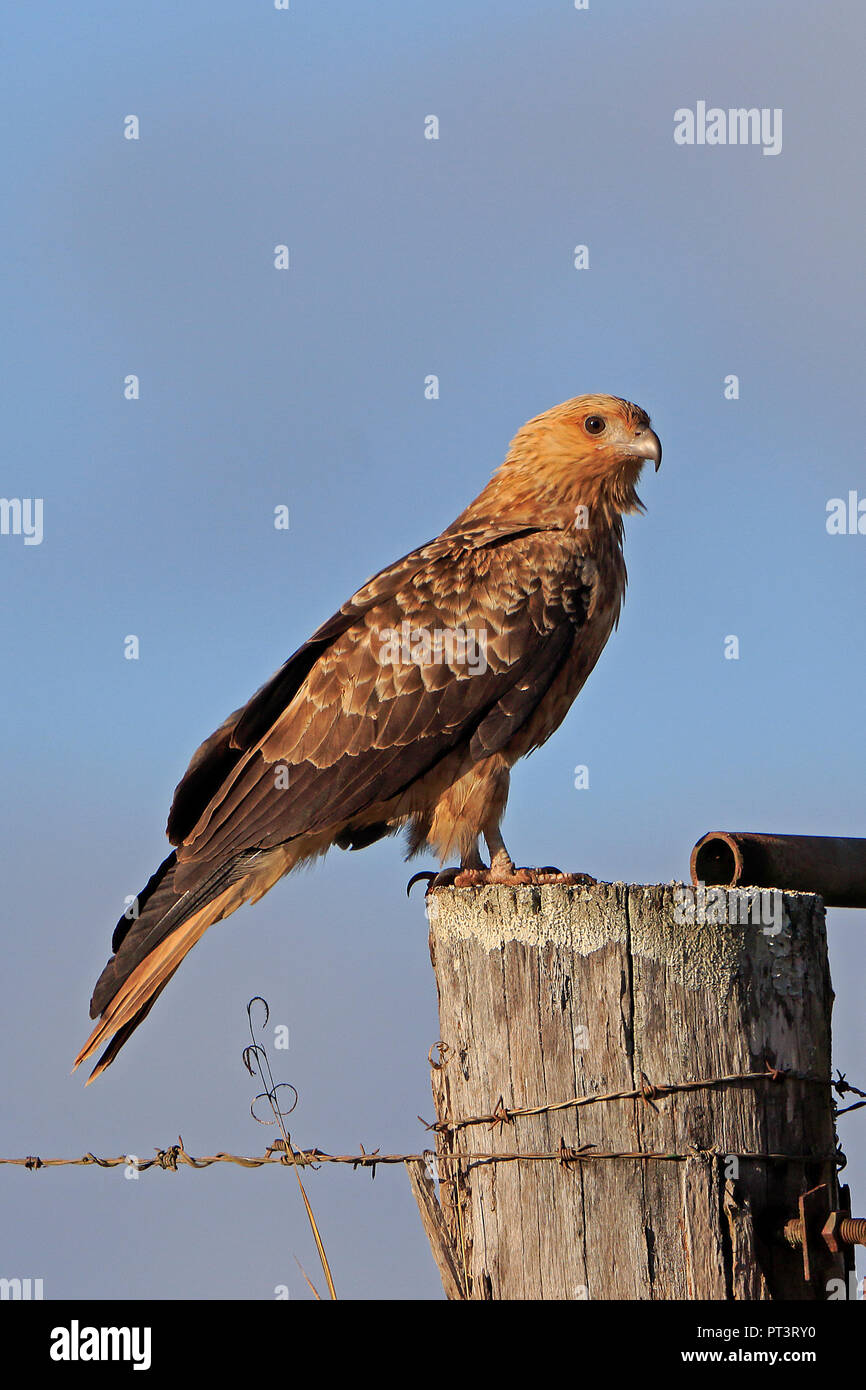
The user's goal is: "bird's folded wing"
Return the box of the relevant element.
[168,526,593,875]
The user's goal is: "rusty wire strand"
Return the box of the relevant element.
[833,1068,866,1116]
[0,1143,843,1174]
[423,1062,847,1133]
[3,1062,858,1178]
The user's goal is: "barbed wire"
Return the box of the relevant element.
[422,1055,861,1131]
[0,1141,846,1175]
[1,1062,858,1178]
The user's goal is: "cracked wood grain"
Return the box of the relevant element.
[411,883,844,1300]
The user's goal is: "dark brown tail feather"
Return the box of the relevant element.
[74,850,263,1083]
[79,967,182,1079]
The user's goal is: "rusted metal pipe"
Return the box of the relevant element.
[690,832,866,909]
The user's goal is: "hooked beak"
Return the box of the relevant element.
[631,426,662,471]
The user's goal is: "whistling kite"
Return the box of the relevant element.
[75,395,660,1080]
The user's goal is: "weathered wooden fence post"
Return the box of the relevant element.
[408,882,848,1300]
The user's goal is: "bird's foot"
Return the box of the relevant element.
[407,864,597,895]
[503,866,597,887]
[407,866,476,895]
[477,864,598,888]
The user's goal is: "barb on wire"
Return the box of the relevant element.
[833,1069,866,1117]
[421,1063,850,1134]
[1,1057,860,1180]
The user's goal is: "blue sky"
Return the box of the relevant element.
[2,0,864,1298]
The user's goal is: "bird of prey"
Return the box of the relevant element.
[74,394,660,1081]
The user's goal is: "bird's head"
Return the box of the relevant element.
[541,393,661,473]
[478,394,661,531]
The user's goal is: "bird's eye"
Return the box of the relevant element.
[584,415,606,436]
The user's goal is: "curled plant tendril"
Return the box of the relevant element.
[244,1000,295,1137]
[247,995,270,1030]
[242,1043,266,1077]
[242,995,337,1299]
[251,1082,299,1127]
[428,1040,450,1071]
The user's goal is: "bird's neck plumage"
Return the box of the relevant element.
[452,437,644,543]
